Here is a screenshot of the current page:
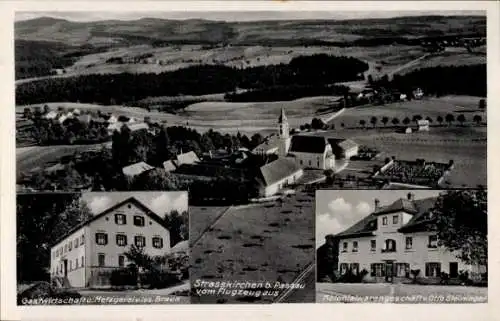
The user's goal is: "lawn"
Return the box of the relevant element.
[190,191,315,304]
[189,206,230,244]
[317,283,487,304]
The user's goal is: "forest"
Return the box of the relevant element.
[27,118,110,145]
[15,54,369,105]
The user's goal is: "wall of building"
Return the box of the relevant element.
[261,170,304,197]
[50,227,86,288]
[289,148,334,170]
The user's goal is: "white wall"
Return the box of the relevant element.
[261,170,304,197]
[50,227,86,288]
[289,147,334,170]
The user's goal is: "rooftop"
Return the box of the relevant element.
[289,135,329,154]
[258,157,302,186]
[122,161,154,177]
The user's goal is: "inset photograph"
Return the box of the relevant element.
[316,189,487,303]
[17,191,189,305]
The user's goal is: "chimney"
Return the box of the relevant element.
[374,198,380,210]
[407,193,414,201]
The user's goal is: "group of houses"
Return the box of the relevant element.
[49,196,182,288]
[329,193,486,283]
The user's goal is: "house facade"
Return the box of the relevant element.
[336,194,484,283]
[288,135,335,170]
[50,197,171,288]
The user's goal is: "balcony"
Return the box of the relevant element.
[381,248,396,253]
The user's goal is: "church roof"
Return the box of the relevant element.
[289,135,329,154]
[278,108,287,123]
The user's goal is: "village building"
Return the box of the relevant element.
[176,151,200,166]
[256,157,304,197]
[336,193,485,283]
[417,120,430,131]
[288,135,335,170]
[49,197,171,288]
[77,114,92,124]
[405,127,413,134]
[122,161,154,178]
[252,108,291,157]
[125,122,149,132]
[328,139,359,160]
[413,88,424,99]
[162,160,177,172]
[44,111,58,120]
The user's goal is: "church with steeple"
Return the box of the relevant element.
[278,108,291,157]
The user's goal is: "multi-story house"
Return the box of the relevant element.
[50,197,171,288]
[336,193,485,283]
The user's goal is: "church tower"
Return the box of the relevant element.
[278,108,291,156]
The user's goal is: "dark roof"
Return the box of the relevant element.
[51,197,169,247]
[258,157,302,186]
[336,196,438,239]
[289,135,328,154]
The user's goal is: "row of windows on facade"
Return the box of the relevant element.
[382,215,400,225]
[52,254,130,274]
[341,235,438,253]
[54,234,84,259]
[340,262,448,278]
[95,233,164,248]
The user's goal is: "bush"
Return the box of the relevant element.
[144,270,183,289]
[110,268,138,287]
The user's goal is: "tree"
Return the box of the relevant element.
[250,133,263,149]
[445,114,455,126]
[402,117,411,126]
[425,116,433,123]
[478,99,486,110]
[164,210,189,247]
[432,190,487,269]
[23,107,33,119]
[370,116,377,128]
[381,116,389,127]
[437,115,444,126]
[412,115,423,124]
[457,114,466,126]
[311,118,326,130]
[43,105,50,114]
[391,117,400,126]
[367,74,374,85]
[359,119,366,128]
[473,115,482,125]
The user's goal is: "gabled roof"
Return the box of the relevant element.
[289,135,329,154]
[122,161,154,177]
[258,157,302,186]
[51,197,169,247]
[163,160,177,172]
[328,138,358,151]
[336,196,439,239]
[171,240,188,253]
[252,134,280,152]
[176,151,200,166]
[125,122,149,132]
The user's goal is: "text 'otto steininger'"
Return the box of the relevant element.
[193,280,306,297]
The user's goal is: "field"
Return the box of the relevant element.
[190,191,315,304]
[189,206,230,243]
[329,96,487,129]
[316,283,487,303]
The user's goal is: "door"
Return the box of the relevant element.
[63,260,68,277]
[385,262,394,282]
[449,262,458,278]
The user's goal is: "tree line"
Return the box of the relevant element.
[27,118,110,145]
[16,54,368,105]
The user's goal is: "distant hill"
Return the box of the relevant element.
[15,15,486,47]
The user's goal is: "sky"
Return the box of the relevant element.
[315,190,442,249]
[80,191,188,216]
[14,10,484,23]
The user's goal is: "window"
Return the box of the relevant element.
[135,235,146,247]
[98,254,105,267]
[425,262,441,277]
[340,263,348,275]
[342,242,348,252]
[118,255,125,267]
[393,215,399,224]
[300,160,303,165]
[80,235,84,245]
[383,239,396,252]
[134,216,145,227]
[68,241,72,251]
[74,239,79,248]
[350,263,360,275]
[69,260,72,271]
[55,251,58,258]
[370,240,376,251]
[152,237,163,249]
[382,217,388,225]
[76,258,78,269]
[95,233,108,245]
[405,237,413,250]
[64,244,67,253]
[428,235,438,248]
[116,234,127,246]
[308,160,312,166]
[352,241,358,252]
[396,263,410,277]
[370,263,385,277]
[81,256,84,268]
[115,214,127,225]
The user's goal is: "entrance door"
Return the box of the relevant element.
[63,260,68,277]
[449,262,458,278]
[385,262,394,282]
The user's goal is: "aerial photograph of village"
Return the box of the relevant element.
[14,10,486,304]
[316,189,487,303]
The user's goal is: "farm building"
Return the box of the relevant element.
[124,122,149,132]
[122,162,154,178]
[107,122,124,135]
[417,120,430,131]
[44,111,58,120]
[405,127,413,134]
[77,114,92,123]
[252,134,280,155]
[413,88,424,99]
[328,139,359,160]
[256,157,304,197]
[176,151,200,166]
[288,135,335,170]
